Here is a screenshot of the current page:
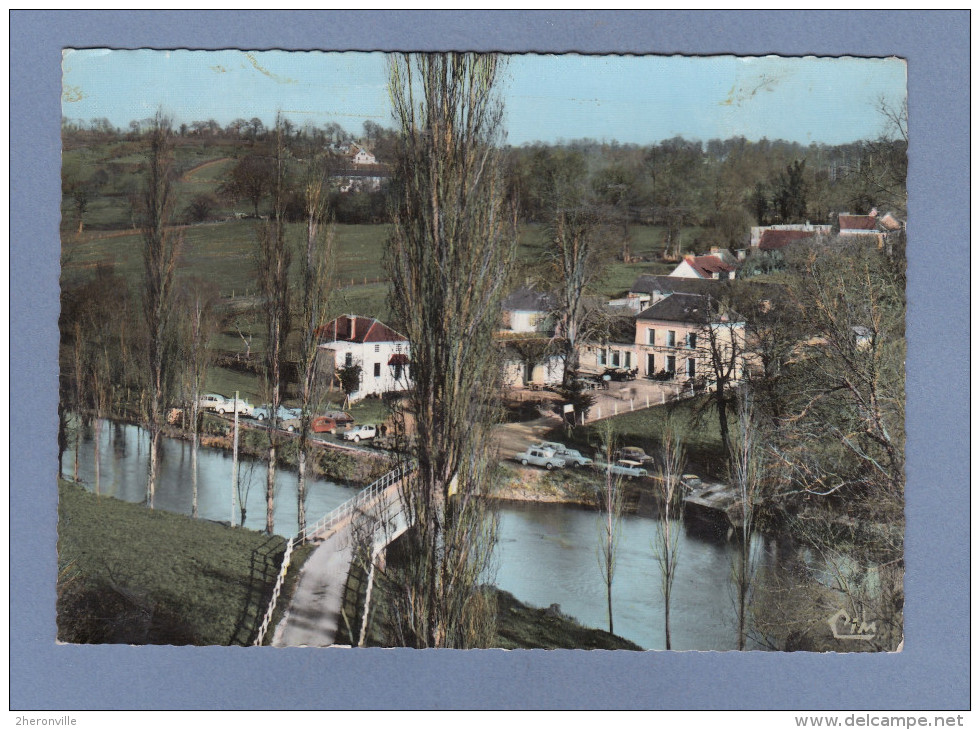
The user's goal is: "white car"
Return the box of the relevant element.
[595,459,649,479]
[531,442,592,467]
[198,393,254,417]
[514,447,566,471]
[343,424,377,443]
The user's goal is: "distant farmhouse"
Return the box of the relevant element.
[316,315,410,400]
[669,253,737,280]
[750,223,833,250]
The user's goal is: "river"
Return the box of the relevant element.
[63,421,784,650]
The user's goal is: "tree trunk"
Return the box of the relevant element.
[266,445,277,535]
[93,417,101,496]
[297,445,307,535]
[147,425,159,509]
[191,402,199,519]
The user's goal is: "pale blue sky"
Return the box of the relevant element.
[62,49,907,145]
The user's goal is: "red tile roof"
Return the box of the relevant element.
[839,214,877,231]
[759,229,816,251]
[685,255,736,279]
[317,315,407,344]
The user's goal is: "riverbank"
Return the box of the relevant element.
[57,478,314,645]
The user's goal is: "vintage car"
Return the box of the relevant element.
[198,393,254,417]
[513,447,567,471]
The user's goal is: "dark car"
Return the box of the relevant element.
[603,367,638,382]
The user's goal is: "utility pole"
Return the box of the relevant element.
[231,390,240,527]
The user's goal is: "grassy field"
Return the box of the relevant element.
[57,478,313,645]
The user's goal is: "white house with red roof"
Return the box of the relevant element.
[669,254,737,280]
[316,315,411,400]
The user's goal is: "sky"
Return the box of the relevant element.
[62,50,907,146]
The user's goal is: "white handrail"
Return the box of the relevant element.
[253,537,294,646]
[297,462,414,546]
[252,461,416,646]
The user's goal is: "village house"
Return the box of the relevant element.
[582,307,638,373]
[500,288,557,335]
[634,292,746,382]
[316,315,410,401]
[750,222,832,249]
[348,144,378,166]
[669,253,737,280]
[621,274,718,312]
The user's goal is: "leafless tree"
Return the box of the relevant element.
[595,421,625,635]
[136,113,183,508]
[178,278,219,519]
[295,151,336,535]
[384,52,512,648]
[729,395,763,650]
[257,116,293,535]
[654,417,686,649]
[693,297,747,460]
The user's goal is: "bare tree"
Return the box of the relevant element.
[595,421,625,635]
[384,52,512,648]
[257,116,293,535]
[296,151,336,535]
[693,296,747,460]
[729,395,763,650]
[179,278,219,519]
[136,113,182,508]
[654,417,686,649]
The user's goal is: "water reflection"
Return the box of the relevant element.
[63,420,360,538]
[495,501,774,651]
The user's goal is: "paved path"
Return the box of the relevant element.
[271,482,407,647]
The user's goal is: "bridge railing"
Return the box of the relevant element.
[252,461,416,646]
[297,461,415,546]
[253,537,295,646]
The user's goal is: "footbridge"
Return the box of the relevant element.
[254,463,415,647]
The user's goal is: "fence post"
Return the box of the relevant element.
[614,403,618,416]
[646,394,650,408]
[630,399,634,411]
[662,391,666,404]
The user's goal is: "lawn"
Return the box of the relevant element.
[57,478,313,645]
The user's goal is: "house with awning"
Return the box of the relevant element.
[316,315,411,400]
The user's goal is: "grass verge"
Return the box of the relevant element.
[57,478,312,645]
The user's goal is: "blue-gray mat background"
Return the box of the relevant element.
[10,10,969,710]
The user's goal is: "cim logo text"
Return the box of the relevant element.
[828,609,877,641]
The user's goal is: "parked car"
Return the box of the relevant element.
[198,393,254,417]
[321,410,354,425]
[531,441,592,467]
[513,447,566,471]
[252,404,300,422]
[557,448,593,468]
[312,416,345,435]
[615,446,656,466]
[603,366,638,381]
[281,418,301,433]
[595,459,649,479]
[343,424,377,442]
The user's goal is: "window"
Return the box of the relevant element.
[344,352,353,367]
[646,353,656,375]
[374,344,380,353]
[598,349,607,366]
[624,351,632,368]
[611,350,621,367]
[647,329,656,346]
[666,355,676,374]
[393,363,403,380]
[395,344,402,353]
[687,357,696,377]
[686,332,697,349]
[373,363,381,378]
[666,330,676,347]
